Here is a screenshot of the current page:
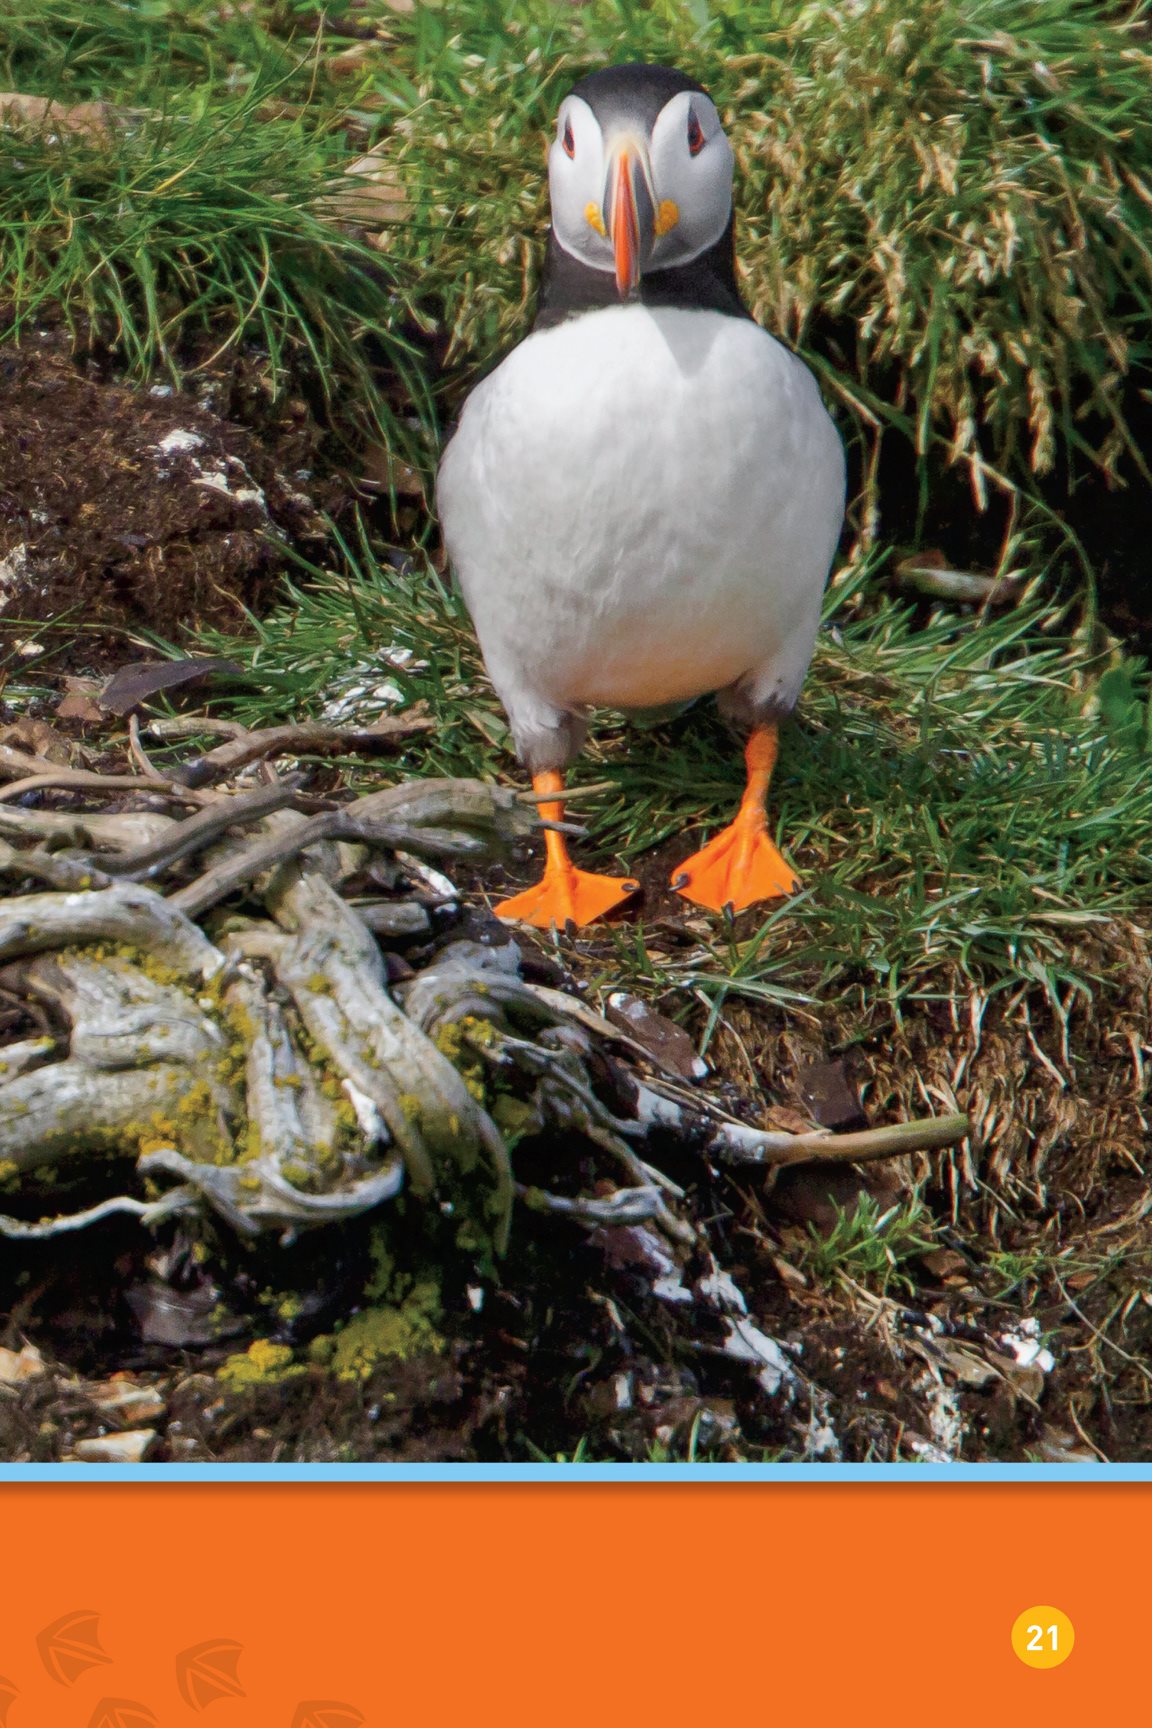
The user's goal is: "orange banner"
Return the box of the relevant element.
[0,1484,1138,1724]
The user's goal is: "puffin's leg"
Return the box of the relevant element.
[670,723,798,914]
[494,770,639,930]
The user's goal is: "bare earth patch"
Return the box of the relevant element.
[0,329,328,674]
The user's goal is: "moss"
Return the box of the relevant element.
[491,1095,538,1141]
[0,1159,19,1193]
[216,1338,306,1389]
[322,1279,445,1383]
[363,1227,394,1302]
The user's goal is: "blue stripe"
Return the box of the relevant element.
[0,1463,1138,1482]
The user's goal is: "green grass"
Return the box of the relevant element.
[797,1194,937,1294]
[380,0,1152,528]
[6,0,1150,510]
[0,1,291,99]
[194,526,1152,1033]
[0,3,426,449]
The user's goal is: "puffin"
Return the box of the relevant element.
[436,62,845,928]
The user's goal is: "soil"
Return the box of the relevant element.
[0,328,332,678]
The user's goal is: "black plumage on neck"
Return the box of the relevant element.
[533,211,750,330]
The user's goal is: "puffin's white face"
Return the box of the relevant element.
[547,88,734,296]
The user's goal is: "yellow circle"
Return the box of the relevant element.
[1011,1606,1075,1669]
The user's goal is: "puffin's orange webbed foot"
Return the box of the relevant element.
[495,864,638,930]
[670,720,799,914]
[494,767,638,930]
[671,819,797,913]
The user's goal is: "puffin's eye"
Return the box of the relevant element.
[562,118,575,158]
[687,109,706,156]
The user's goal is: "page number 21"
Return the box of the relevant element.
[1012,1606,1075,1669]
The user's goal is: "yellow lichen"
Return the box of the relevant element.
[217,1338,305,1388]
[319,1279,444,1382]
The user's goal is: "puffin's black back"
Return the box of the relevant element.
[533,62,751,331]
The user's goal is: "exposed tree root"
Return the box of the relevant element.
[0,727,970,1449]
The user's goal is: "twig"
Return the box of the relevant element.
[97,780,330,881]
[127,713,167,782]
[142,715,251,742]
[710,1112,971,1168]
[171,778,530,918]
[174,714,436,788]
[0,742,57,780]
[169,808,413,917]
[0,838,113,891]
[517,1183,670,1227]
[518,780,614,805]
[0,769,215,806]
[140,1147,405,1234]
[0,1059,210,1166]
[0,1189,197,1240]
[351,900,431,937]
[0,1036,56,1079]
[265,866,514,1244]
[0,805,177,852]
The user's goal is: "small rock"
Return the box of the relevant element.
[769,1253,809,1291]
[155,428,205,457]
[83,1381,167,1426]
[167,1435,206,1460]
[54,684,107,723]
[919,1247,970,1282]
[796,1058,867,1131]
[0,1342,48,1384]
[605,990,707,1080]
[70,1429,157,1463]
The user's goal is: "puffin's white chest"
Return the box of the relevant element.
[437,304,844,713]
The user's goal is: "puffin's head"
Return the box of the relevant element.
[548,63,734,298]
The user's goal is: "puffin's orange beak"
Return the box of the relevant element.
[605,138,655,300]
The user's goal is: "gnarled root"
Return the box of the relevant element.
[263,867,514,1247]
